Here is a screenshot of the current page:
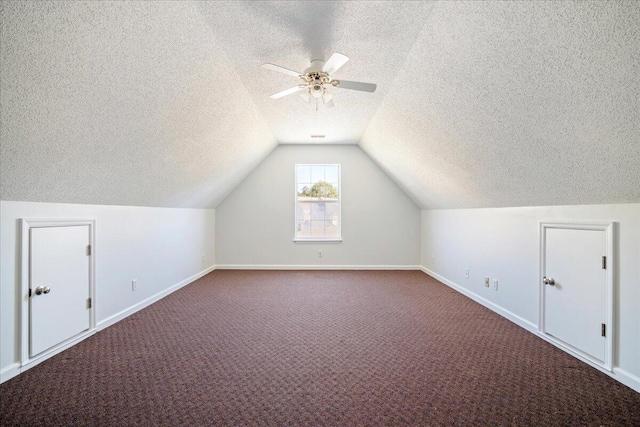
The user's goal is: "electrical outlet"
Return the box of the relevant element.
[465,269,469,279]
[492,279,498,291]
[132,279,137,291]
[484,277,490,287]
[201,255,205,264]
[318,250,322,258]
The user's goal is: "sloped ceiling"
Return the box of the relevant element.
[1,1,639,209]
[360,1,640,208]
[1,1,276,208]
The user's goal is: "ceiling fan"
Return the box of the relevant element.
[262,53,377,110]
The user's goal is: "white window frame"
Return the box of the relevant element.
[294,164,342,242]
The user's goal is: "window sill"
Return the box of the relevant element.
[294,239,342,244]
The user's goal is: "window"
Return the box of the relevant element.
[295,164,341,241]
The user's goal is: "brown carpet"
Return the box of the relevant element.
[1,270,639,426]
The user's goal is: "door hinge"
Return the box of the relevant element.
[87,244,92,256]
[87,298,92,309]
[29,288,32,297]
[602,256,606,269]
[601,323,606,337]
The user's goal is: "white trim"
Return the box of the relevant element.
[613,368,640,394]
[20,218,97,369]
[419,266,639,394]
[538,221,614,371]
[294,239,343,243]
[1,363,21,383]
[534,330,640,393]
[420,267,537,332]
[98,265,216,330]
[19,330,97,372]
[215,264,421,271]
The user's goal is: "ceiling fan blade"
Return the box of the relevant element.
[334,80,377,93]
[322,53,349,75]
[262,63,302,78]
[270,86,304,99]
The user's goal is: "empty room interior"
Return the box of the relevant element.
[1,1,639,425]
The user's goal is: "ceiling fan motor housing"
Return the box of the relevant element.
[304,59,325,74]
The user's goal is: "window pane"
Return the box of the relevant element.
[324,220,339,238]
[297,202,311,222]
[325,166,339,183]
[296,220,310,238]
[297,183,311,197]
[310,202,325,221]
[296,201,311,238]
[327,182,339,197]
[296,165,310,184]
[324,202,339,221]
[311,165,325,182]
[310,221,325,238]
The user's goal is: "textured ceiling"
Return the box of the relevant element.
[361,1,640,208]
[1,1,276,208]
[1,1,639,209]
[198,1,435,145]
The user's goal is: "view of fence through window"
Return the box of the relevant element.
[295,164,340,240]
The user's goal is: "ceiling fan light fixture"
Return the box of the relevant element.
[311,84,324,99]
[263,52,376,107]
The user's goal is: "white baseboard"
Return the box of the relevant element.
[420,266,537,332]
[613,368,640,393]
[98,264,216,330]
[0,363,21,383]
[19,329,97,374]
[1,265,217,384]
[420,266,640,394]
[215,264,421,270]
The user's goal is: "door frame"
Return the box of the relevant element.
[538,221,614,371]
[20,218,96,369]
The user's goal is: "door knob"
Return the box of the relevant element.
[34,286,51,295]
[543,277,555,286]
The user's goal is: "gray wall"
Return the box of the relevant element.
[216,145,420,267]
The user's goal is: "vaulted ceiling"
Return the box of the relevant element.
[1,1,639,209]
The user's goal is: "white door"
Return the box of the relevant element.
[542,226,608,365]
[30,225,91,357]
